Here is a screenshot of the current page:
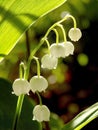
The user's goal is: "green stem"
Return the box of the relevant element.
[33,56,40,78]
[52,28,59,44]
[43,14,76,40]
[25,39,44,80]
[25,30,30,60]
[58,14,77,28]
[12,94,24,130]
[19,62,25,79]
[57,23,67,43]
[36,91,42,105]
[44,39,50,53]
[66,14,77,28]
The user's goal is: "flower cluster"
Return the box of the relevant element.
[41,27,81,70]
[12,14,82,124]
[12,76,48,96]
[12,75,50,122]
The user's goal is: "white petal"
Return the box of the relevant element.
[41,105,50,121]
[33,105,50,122]
[12,78,30,96]
[30,76,48,93]
[68,28,82,41]
[41,54,58,69]
[61,41,74,56]
[50,43,66,58]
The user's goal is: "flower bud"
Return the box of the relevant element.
[33,105,50,122]
[50,43,66,58]
[30,76,48,93]
[12,78,30,96]
[41,54,58,69]
[68,28,82,41]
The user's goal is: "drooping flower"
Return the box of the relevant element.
[30,76,48,93]
[41,54,58,69]
[50,43,66,58]
[68,28,82,41]
[61,41,74,56]
[12,78,30,96]
[33,105,50,122]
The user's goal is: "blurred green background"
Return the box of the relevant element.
[0,0,98,129]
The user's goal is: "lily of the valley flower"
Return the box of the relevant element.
[68,28,82,41]
[41,54,58,69]
[30,76,48,93]
[33,105,50,122]
[62,41,74,56]
[50,43,66,58]
[12,78,30,96]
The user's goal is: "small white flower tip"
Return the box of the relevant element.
[12,78,30,96]
[41,54,58,69]
[33,105,50,122]
[30,76,48,93]
[12,91,15,95]
[68,28,82,41]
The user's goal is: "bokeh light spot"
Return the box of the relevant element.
[77,53,89,66]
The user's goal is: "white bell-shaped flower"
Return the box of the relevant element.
[50,43,66,58]
[12,78,30,96]
[41,54,58,69]
[33,105,50,122]
[30,76,48,93]
[68,28,82,41]
[61,41,74,56]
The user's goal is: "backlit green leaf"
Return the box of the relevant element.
[62,102,98,130]
[0,0,67,62]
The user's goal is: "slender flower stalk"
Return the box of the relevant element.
[44,38,51,54]
[12,63,26,130]
[33,56,40,78]
[56,23,67,43]
[52,28,59,44]
[36,91,42,105]
[12,94,24,130]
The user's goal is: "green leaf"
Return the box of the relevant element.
[61,102,98,130]
[0,78,41,130]
[49,113,64,130]
[0,0,67,62]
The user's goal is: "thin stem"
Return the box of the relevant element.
[58,14,77,28]
[29,39,44,60]
[43,14,77,40]
[12,95,24,130]
[66,14,77,28]
[57,23,67,43]
[36,91,42,105]
[12,31,31,130]
[44,39,50,53]
[52,28,59,44]
[19,62,25,79]
[33,56,40,78]
[25,30,30,60]
[24,40,44,80]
